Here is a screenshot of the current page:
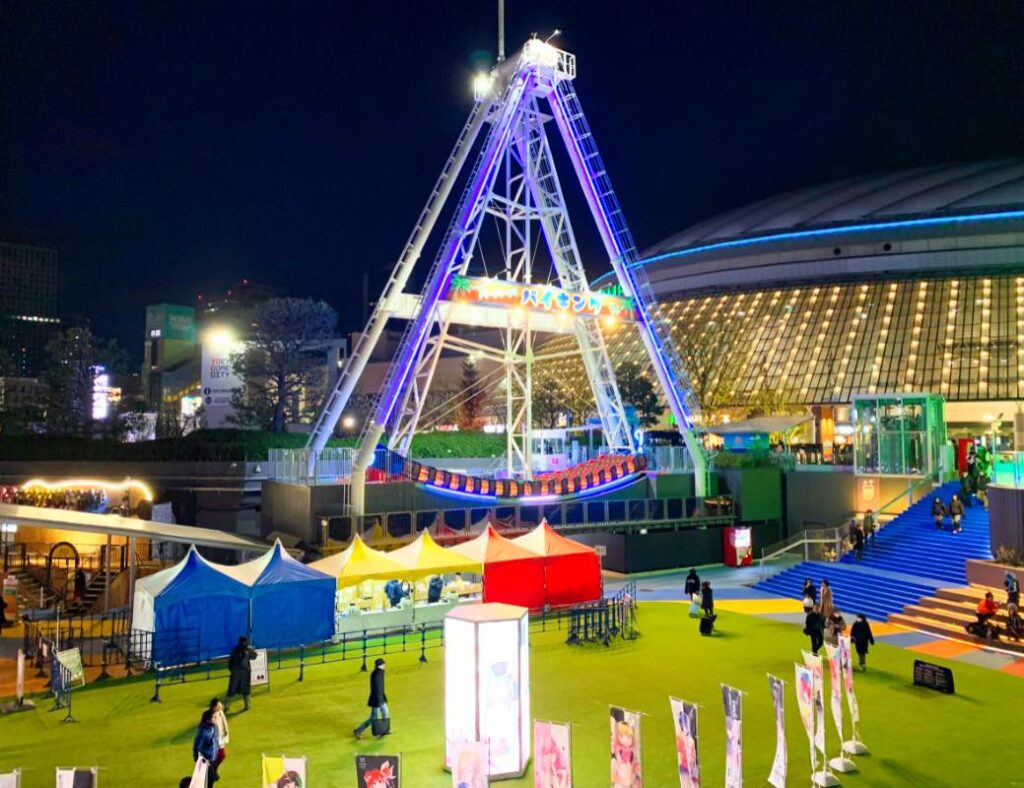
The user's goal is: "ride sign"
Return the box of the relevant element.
[447,275,636,322]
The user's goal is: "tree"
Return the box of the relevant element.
[675,318,746,422]
[229,298,338,432]
[616,361,664,427]
[44,326,96,435]
[458,358,487,428]
[532,378,564,429]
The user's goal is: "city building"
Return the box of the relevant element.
[536,159,1024,443]
[0,241,61,375]
[143,304,200,413]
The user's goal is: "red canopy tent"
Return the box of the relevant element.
[511,520,603,607]
[450,525,546,610]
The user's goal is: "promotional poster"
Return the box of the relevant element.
[801,651,827,757]
[838,635,861,725]
[609,706,643,788]
[533,720,571,788]
[668,697,700,788]
[251,649,270,687]
[795,663,817,770]
[767,675,787,788]
[355,755,400,788]
[261,755,307,787]
[825,645,845,745]
[721,686,743,788]
[451,741,489,788]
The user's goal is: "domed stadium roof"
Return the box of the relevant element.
[645,159,1024,257]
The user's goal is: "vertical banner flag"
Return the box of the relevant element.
[721,686,743,788]
[838,635,860,725]
[825,645,845,745]
[767,675,787,788]
[55,768,97,788]
[356,754,400,787]
[188,758,210,788]
[610,706,643,788]
[795,663,817,773]
[534,720,572,788]
[668,697,700,788]
[16,649,25,703]
[0,769,20,788]
[451,741,489,788]
[802,651,827,758]
[261,755,307,787]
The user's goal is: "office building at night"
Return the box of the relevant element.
[0,241,61,375]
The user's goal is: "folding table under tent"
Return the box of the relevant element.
[511,520,603,607]
[308,535,407,588]
[219,540,335,650]
[450,525,546,609]
[386,531,481,579]
[132,546,250,665]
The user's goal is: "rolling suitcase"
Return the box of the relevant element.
[699,614,716,636]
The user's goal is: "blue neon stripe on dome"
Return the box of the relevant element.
[627,208,1024,270]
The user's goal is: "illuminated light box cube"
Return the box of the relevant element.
[444,603,530,780]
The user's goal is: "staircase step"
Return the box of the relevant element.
[888,612,1024,655]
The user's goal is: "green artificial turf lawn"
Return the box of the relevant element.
[1,602,1015,786]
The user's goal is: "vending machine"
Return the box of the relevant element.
[723,526,753,567]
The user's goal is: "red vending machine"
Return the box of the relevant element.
[723,527,753,567]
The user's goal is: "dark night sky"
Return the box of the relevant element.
[2,1,1023,359]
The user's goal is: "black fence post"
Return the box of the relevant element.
[150,668,162,703]
[419,626,428,663]
[298,645,305,682]
[360,630,368,672]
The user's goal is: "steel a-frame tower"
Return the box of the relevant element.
[307,39,711,512]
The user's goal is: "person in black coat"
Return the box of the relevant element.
[684,568,700,598]
[931,497,946,530]
[850,614,875,670]
[354,658,389,739]
[225,636,256,712]
[804,604,824,655]
[852,525,865,560]
[801,578,818,613]
[700,580,714,617]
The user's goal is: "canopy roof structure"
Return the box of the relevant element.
[0,503,265,552]
[309,535,407,588]
[511,519,597,557]
[387,531,481,576]
[219,540,331,586]
[710,414,813,435]
[450,525,539,564]
[511,520,602,607]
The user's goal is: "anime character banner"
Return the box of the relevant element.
[451,741,489,788]
[825,645,845,745]
[533,720,571,788]
[355,755,400,788]
[767,675,787,788]
[801,651,827,758]
[668,697,700,788]
[721,685,742,788]
[261,755,307,787]
[838,635,860,724]
[609,706,643,788]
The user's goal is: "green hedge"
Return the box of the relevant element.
[0,429,508,463]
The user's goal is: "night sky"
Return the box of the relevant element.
[2,1,1023,359]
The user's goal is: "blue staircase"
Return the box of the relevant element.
[754,481,992,621]
[838,480,990,585]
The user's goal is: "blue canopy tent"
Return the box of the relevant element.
[133,546,250,666]
[221,540,335,649]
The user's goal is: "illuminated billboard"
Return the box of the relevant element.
[200,329,245,428]
[447,275,636,323]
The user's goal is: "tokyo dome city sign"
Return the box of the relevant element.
[447,274,637,323]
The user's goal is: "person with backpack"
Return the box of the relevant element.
[863,509,876,545]
[948,494,965,534]
[1004,571,1020,606]
[931,497,946,530]
[850,614,875,670]
[354,658,389,740]
[825,608,847,647]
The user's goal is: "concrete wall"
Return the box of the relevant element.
[718,467,782,523]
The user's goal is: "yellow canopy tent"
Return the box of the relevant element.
[309,535,407,589]
[387,531,482,579]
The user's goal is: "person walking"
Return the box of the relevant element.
[852,524,865,561]
[850,614,875,670]
[1006,603,1023,642]
[354,658,389,740]
[684,568,701,598]
[802,578,818,613]
[700,580,714,617]
[209,698,229,768]
[825,608,847,647]
[225,636,256,712]
[948,494,965,534]
[804,604,825,656]
[820,579,834,620]
[192,709,220,785]
[863,509,876,545]
[931,497,946,530]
